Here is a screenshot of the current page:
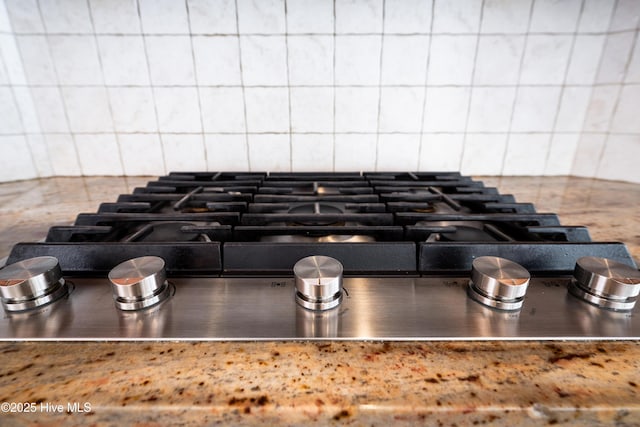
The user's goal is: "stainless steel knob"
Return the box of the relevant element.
[294,255,343,310]
[569,256,640,311]
[468,256,530,311]
[0,256,69,312]
[108,256,171,311]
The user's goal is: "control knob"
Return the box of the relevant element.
[108,256,171,311]
[0,256,69,312]
[294,255,343,310]
[468,256,530,311]
[569,256,640,311]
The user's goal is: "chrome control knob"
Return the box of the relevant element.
[108,256,171,311]
[468,256,530,311]
[0,256,69,312]
[569,256,640,311]
[294,255,343,311]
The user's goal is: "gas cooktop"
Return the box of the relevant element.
[0,172,638,340]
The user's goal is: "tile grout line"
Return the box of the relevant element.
[416,0,436,172]
[332,0,336,172]
[458,0,485,173]
[543,0,586,175]
[184,0,209,171]
[284,0,292,172]
[499,0,537,176]
[35,0,85,177]
[234,0,251,171]
[136,0,167,175]
[374,0,386,172]
[596,25,640,178]
[86,0,127,176]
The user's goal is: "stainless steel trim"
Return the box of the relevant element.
[0,277,638,340]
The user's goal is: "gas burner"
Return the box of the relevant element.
[123,221,213,242]
[260,234,376,243]
[287,202,345,226]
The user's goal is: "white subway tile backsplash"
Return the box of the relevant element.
[0,135,36,182]
[139,0,189,34]
[427,35,476,85]
[89,0,140,34]
[45,133,82,176]
[200,87,246,132]
[75,134,123,175]
[520,35,573,85]
[237,0,285,34]
[609,0,640,32]
[187,0,237,34]
[291,134,334,171]
[0,0,639,182]
[247,134,290,171]
[611,84,640,133]
[481,0,532,34]
[97,36,149,85]
[380,35,429,85]
[16,36,56,85]
[290,87,333,133]
[423,87,470,133]
[596,135,640,182]
[461,133,508,175]
[335,0,383,34]
[154,87,201,133]
[287,0,333,34]
[161,134,207,171]
[334,134,376,171]
[384,0,431,34]
[335,35,381,85]
[546,133,580,175]
[378,87,424,132]
[626,35,640,83]
[0,34,27,85]
[40,0,93,34]
[474,35,525,85]
[511,86,561,132]
[596,32,636,84]
[419,133,464,171]
[4,0,43,33]
[467,87,516,133]
[288,35,333,85]
[571,133,606,177]
[529,0,581,33]
[582,85,619,132]
[119,133,166,175]
[146,36,195,85]
[0,87,23,134]
[31,87,68,133]
[565,35,606,85]
[244,87,289,132]
[377,134,420,170]
[433,0,482,34]
[26,134,53,177]
[578,0,615,33]
[555,87,592,132]
[502,134,550,175]
[334,87,379,132]
[240,36,287,86]
[193,36,241,85]
[108,87,157,132]
[204,134,249,171]
[13,86,40,133]
[49,36,102,85]
[62,86,113,133]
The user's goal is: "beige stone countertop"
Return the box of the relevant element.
[0,175,639,426]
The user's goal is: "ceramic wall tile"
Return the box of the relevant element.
[244,87,289,132]
[378,87,424,133]
[237,0,285,34]
[187,0,237,34]
[335,35,381,85]
[461,133,508,175]
[335,0,383,34]
[119,133,166,175]
[578,0,615,33]
[334,134,376,171]
[377,134,421,170]
[502,134,551,175]
[529,0,582,33]
[427,35,476,85]
[204,134,249,170]
[596,135,640,182]
[290,87,333,133]
[481,0,532,34]
[0,135,37,181]
[161,134,208,171]
[240,36,287,86]
[40,0,93,34]
[200,87,246,133]
[247,134,290,171]
[334,87,379,132]
[154,87,202,133]
[291,134,334,171]
[474,35,525,85]
[419,134,465,171]
[423,87,470,133]
[432,0,482,34]
[193,36,241,85]
[138,0,189,34]
[75,134,124,175]
[146,36,195,85]
[62,86,113,133]
[384,0,431,34]
[97,35,149,85]
[49,35,103,85]
[16,36,56,85]
[511,86,562,132]
[89,0,141,34]
[108,87,157,133]
[467,87,516,133]
[287,0,333,34]
[380,35,429,85]
[288,35,333,85]
[520,35,573,85]
[4,0,43,33]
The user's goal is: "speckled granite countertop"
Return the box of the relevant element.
[0,175,639,426]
